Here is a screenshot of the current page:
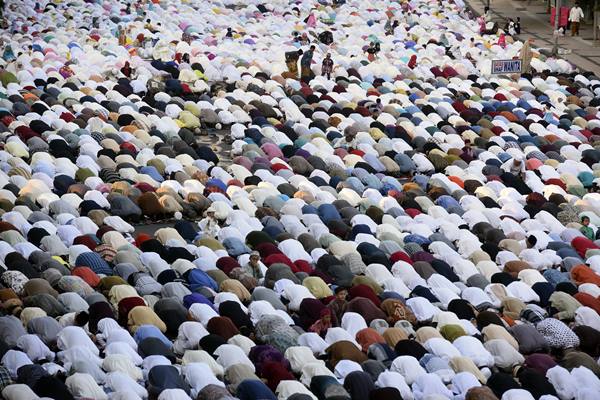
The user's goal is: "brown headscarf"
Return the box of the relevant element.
[465,386,498,400]
[206,316,240,340]
[326,340,368,367]
[382,328,408,347]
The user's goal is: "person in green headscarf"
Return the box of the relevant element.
[0,66,16,87]
[580,216,595,240]
[440,324,467,342]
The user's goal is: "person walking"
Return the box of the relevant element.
[569,2,584,36]
[321,53,333,80]
[514,17,521,34]
[300,45,315,81]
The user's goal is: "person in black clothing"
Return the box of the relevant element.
[321,53,333,80]
[514,17,521,34]
[318,30,333,45]
[225,27,234,38]
[120,61,132,78]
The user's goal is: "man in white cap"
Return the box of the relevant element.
[502,154,526,178]
[198,206,220,238]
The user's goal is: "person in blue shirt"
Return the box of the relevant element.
[300,45,315,81]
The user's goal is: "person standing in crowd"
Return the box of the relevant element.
[328,287,348,322]
[460,139,475,163]
[514,16,521,34]
[120,61,132,78]
[300,45,315,81]
[118,25,126,46]
[321,53,333,80]
[581,216,595,240]
[284,49,302,79]
[483,6,492,22]
[504,18,516,36]
[244,251,263,280]
[569,2,584,36]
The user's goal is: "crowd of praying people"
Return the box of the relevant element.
[0,0,599,399]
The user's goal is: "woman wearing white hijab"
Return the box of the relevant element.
[501,389,536,400]
[341,312,368,338]
[451,372,481,400]
[57,326,99,355]
[157,389,193,400]
[324,327,360,348]
[188,303,219,326]
[298,332,330,355]
[423,337,462,359]
[484,339,525,370]
[104,342,143,366]
[96,318,137,349]
[2,384,40,400]
[104,371,148,398]
[180,350,225,377]
[182,363,224,398]
[412,373,454,400]
[300,361,335,386]
[283,284,315,311]
[276,380,318,400]
[406,297,441,321]
[546,365,576,400]
[173,321,209,355]
[390,356,427,385]
[212,344,254,371]
[1,350,32,378]
[575,306,600,332]
[452,336,495,367]
[375,371,413,400]
[333,360,363,382]
[284,346,319,374]
[66,373,108,400]
[278,239,312,262]
[102,354,143,381]
[16,334,54,362]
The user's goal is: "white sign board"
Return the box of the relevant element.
[491,59,522,74]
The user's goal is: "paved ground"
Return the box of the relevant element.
[467,0,600,75]
[132,128,232,233]
[197,128,233,166]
